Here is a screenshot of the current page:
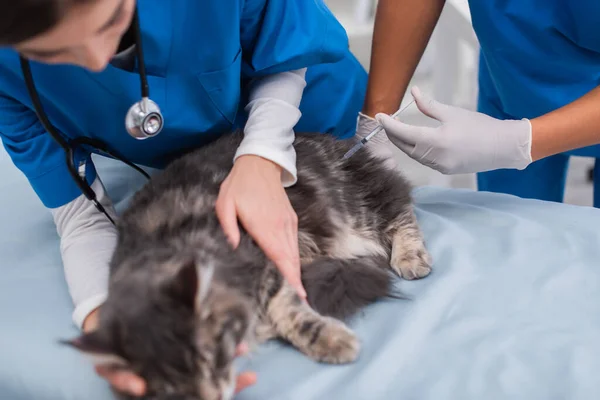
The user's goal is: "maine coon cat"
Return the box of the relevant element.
[66,130,432,400]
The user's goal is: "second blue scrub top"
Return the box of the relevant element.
[0,0,367,208]
[469,0,600,206]
[471,0,600,154]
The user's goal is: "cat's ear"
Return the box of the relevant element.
[61,331,128,368]
[169,258,199,309]
[168,257,214,310]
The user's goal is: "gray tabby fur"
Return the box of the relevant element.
[65,130,432,400]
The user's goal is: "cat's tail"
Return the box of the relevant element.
[301,256,403,321]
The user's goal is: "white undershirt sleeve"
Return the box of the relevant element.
[50,69,307,328]
[50,177,117,330]
[234,68,307,187]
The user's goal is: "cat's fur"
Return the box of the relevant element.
[66,130,432,400]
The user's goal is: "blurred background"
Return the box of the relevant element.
[324,0,594,207]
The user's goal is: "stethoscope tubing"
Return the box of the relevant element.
[18,8,155,225]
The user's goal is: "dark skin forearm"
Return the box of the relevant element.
[362,0,446,117]
[361,0,600,164]
[530,86,600,160]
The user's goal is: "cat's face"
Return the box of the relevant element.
[64,253,251,400]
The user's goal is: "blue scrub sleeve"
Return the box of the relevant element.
[240,0,350,77]
[0,94,97,209]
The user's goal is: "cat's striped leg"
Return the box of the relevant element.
[258,269,360,364]
[387,208,432,280]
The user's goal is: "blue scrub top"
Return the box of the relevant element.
[0,0,367,208]
[470,0,600,157]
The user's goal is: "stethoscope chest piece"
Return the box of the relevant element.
[125,97,164,139]
[19,5,156,226]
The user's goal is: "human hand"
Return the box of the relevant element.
[375,86,533,174]
[84,311,256,396]
[356,112,398,170]
[82,307,100,333]
[82,308,147,395]
[83,309,256,397]
[215,155,305,298]
[94,343,256,397]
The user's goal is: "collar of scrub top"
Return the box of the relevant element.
[18,8,151,225]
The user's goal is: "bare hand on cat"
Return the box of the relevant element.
[85,312,256,395]
[94,343,256,396]
[215,154,307,298]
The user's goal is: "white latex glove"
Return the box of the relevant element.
[355,112,398,170]
[375,87,533,175]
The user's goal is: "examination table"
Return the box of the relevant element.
[1,145,599,400]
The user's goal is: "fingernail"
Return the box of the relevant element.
[226,234,240,249]
[129,380,145,395]
[298,286,307,299]
[411,86,422,98]
[375,113,385,123]
[238,342,249,354]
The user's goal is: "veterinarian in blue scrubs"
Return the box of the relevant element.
[0,0,366,395]
[360,0,600,207]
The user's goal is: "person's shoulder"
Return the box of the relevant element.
[0,51,25,98]
[0,48,20,70]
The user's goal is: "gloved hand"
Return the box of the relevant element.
[356,112,398,170]
[375,87,533,175]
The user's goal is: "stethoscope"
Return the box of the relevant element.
[18,8,160,225]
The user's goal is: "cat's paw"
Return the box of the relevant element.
[390,242,432,280]
[253,321,277,343]
[305,318,360,364]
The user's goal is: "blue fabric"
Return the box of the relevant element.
[471,0,600,205]
[477,81,600,207]
[476,155,570,204]
[2,146,600,399]
[0,0,367,209]
[471,0,600,124]
[476,90,570,204]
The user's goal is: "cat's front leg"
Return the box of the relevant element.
[259,270,359,364]
[388,208,432,280]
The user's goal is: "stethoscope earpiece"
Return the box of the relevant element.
[125,97,164,139]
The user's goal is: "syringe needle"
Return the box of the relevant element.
[342,100,415,160]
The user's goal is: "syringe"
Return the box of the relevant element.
[342,100,415,160]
